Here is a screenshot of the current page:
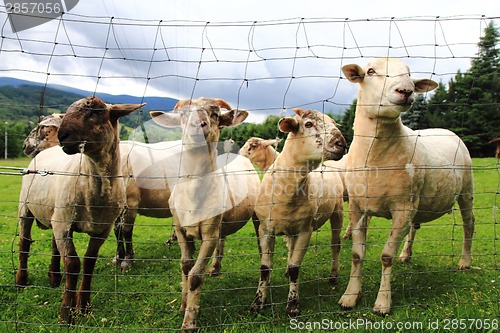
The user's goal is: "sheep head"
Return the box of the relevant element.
[278,108,346,164]
[342,58,438,120]
[58,96,144,156]
[150,97,248,146]
[23,114,64,157]
[239,137,280,159]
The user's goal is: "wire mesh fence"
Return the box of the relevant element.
[0,8,498,332]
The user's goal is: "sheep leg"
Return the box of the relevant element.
[252,214,262,258]
[113,209,136,271]
[182,232,218,332]
[344,215,371,240]
[329,210,343,285]
[77,234,108,314]
[339,212,368,310]
[48,234,62,287]
[113,217,125,264]
[54,229,80,325]
[399,225,417,263]
[373,210,412,315]
[16,211,35,287]
[342,222,353,239]
[457,190,475,269]
[286,229,313,317]
[177,228,195,315]
[250,224,275,313]
[208,237,225,276]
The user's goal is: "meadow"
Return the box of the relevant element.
[0,157,498,332]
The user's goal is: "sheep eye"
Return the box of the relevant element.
[304,121,314,128]
[367,68,376,76]
[211,113,219,120]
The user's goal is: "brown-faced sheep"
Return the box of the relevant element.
[16,97,144,324]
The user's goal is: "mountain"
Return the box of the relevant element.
[0,77,179,127]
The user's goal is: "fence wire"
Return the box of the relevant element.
[0,10,499,332]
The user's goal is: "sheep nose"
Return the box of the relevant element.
[334,136,347,153]
[396,89,413,98]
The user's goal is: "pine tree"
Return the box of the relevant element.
[448,21,500,156]
[402,94,428,129]
[426,21,500,156]
[340,99,356,146]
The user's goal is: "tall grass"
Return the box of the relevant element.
[0,157,498,332]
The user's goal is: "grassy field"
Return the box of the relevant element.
[0,157,498,332]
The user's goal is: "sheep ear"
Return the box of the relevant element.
[278,117,299,133]
[219,109,248,127]
[342,64,365,83]
[109,103,146,119]
[174,100,190,110]
[214,98,232,111]
[414,79,438,93]
[41,114,64,127]
[261,138,281,147]
[293,108,308,117]
[150,111,181,127]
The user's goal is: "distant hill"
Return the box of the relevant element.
[0,77,179,127]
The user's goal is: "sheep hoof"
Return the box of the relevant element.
[373,303,391,316]
[328,274,339,286]
[207,266,221,277]
[181,323,198,332]
[120,259,133,272]
[458,263,472,270]
[338,293,360,310]
[49,272,62,288]
[399,254,412,263]
[286,299,300,317]
[15,272,28,287]
[458,257,472,270]
[250,300,264,313]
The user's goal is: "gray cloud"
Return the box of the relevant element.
[0,1,498,122]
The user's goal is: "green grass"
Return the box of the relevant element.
[0,157,498,332]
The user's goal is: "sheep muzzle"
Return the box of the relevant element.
[324,132,347,160]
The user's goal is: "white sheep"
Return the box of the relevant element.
[21,112,246,276]
[338,58,475,315]
[239,137,281,170]
[250,108,346,317]
[23,114,64,157]
[16,96,144,324]
[149,97,260,331]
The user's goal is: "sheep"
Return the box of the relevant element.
[116,137,252,275]
[149,97,260,331]
[20,112,244,276]
[16,96,144,324]
[250,108,347,317]
[23,114,64,157]
[488,137,500,158]
[239,137,281,170]
[338,57,475,315]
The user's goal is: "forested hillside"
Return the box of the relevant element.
[0,23,498,158]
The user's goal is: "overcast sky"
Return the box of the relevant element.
[0,0,499,122]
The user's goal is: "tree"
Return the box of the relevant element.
[424,21,500,156]
[446,21,500,156]
[339,99,356,146]
[402,94,428,130]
